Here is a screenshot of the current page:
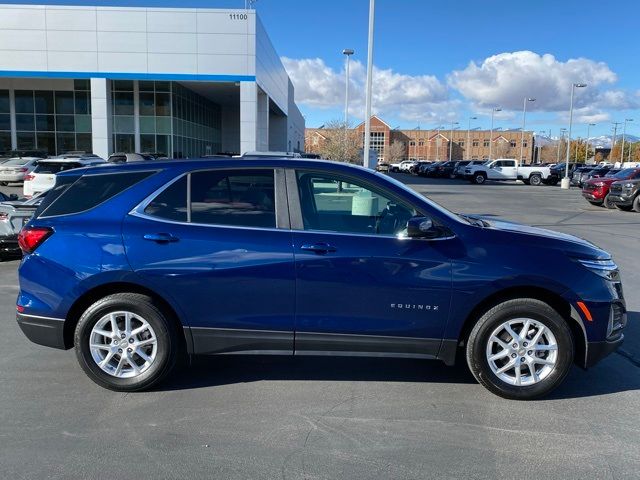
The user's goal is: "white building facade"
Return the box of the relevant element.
[0,4,305,158]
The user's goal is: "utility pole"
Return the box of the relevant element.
[585,123,595,164]
[520,98,535,163]
[611,121,621,161]
[448,121,459,162]
[557,128,566,164]
[466,116,476,160]
[621,118,634,163]
[362,0,375,168]
[489,107,501,161]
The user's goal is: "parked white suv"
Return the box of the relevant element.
[23,155,105,197]
[464,159,558,186]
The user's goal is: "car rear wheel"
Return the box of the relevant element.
[466,298,574,400]
[473,173,487,184]
[529,174,542,186]
[633,196,640,213]
[615,204,633,211]
[74,293,178,392]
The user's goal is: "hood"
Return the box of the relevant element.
[612,178,640,186]
[468,215,610,260]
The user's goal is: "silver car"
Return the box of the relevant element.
[0,157,41,185]
[0,192,45,259]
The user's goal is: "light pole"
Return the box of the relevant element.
[362,0,375,168]
[466,116,476,160]
[520,98,535,163]
[436,123,442,160]
[342,49,354,127]
[621,118,634,163]
[448,121,459,162]
[557,128,566,164]
[489,107,501,161]
[585,123,595,164]
[562,83,587,189]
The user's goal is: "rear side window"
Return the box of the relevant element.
[34,162,82,174]
[143,169,276,228]
[33,175,79,218]
[39,171,154,217]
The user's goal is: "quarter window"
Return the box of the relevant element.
[296,171,416,236]
[144,176,188,222]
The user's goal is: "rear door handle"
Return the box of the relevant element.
[143,233,179,244]
[300,243,337,254]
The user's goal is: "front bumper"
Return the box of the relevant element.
[16,312,68,349]
[608,193,633,207]
[0,235,20,257]
[585,336,624,367]
[582,191,603,201]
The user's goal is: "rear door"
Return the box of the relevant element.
[122,167,296,355]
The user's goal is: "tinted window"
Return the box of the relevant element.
[108,155,127,164]
[190,169,276,228]
[33,175,78,217]
[144,176,188,222]
[296,171,415,236]
[40,171,154,217]
[34,162,83,174]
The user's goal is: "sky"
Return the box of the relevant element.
[5,0,640,139]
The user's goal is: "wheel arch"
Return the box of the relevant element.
[63,282,192,354]
[447,285,585,367]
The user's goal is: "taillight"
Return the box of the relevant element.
[24,174,35,181]
[0,212,8,222]
[19,167,28,173]
[17,227,53,254]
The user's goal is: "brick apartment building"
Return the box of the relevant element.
[305,116,535,164]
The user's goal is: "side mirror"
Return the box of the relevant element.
[407,216,436,238]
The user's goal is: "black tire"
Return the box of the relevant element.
[546,177,559,186]
[466,298,574,400]
[74,293,179,392]
[633,196,640,213]
[588,200,601,206]
[615,204,633,211]
[473,173,487,185]
[529,174,542,186]
[602,194,616,209]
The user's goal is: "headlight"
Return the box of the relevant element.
[578,258,619,281]
[623,183,633,188]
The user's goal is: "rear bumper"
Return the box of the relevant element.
[585,336,624,367]
[16,313,68,349]
[0,174,24,182]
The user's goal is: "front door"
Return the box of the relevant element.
[122,168,295,355]
[491,159,518,180]
[289,169,453,358]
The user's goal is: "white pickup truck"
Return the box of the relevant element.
[464,159,558,186]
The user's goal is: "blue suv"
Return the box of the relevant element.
[16,158,626,399]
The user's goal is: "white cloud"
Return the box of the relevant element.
[448,51,630,112]
[282,56,454,124]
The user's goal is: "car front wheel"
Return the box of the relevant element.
[466,298,574,400]
[74,293,178,392]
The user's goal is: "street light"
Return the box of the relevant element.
[362,0,375,168]
[621,118,634,163]
[585,123,596,163]
[489,107,501,161]
[449,121,459,161]
[466,116,477,160]
[562,82,587,189]
[342,49,354,127]
[520,98,535,163]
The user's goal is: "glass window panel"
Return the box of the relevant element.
[36,114,56,131]
[138,81,155,92]
[56,133,76,153]
[15,91,34,114]
[156,116,171,134]
[190,170,276,228]
[0,90,9,113]
[156,135,169,156]
[16,114,35,131]
[113,92,134,116]
[75,115,92,133]
[114,133,134,153]
[140,134,155,153]
[55,91,75,115]
[17,132,36,150]
[0,132,11,153]
[139,92,155,116]
[155,92,171,116]
[36,132,56,155]
[0,114,10,131]
[114,115,134,134]
[144,176,188,222]
[74,79,90,91]
[76,133,92,153]
[113,80,134,91]
[155,81,170,92]
[74,92,89,115]
[56,115,75,132]
[34,91,55,114]
[139,116,155,134]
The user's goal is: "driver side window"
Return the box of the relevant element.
[296,171,416,236]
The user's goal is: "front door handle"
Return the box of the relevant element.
[300,243,337,254]
[143,233,179,243]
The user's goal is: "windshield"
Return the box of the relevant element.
[612,168,637,178]
[34,162,83,174]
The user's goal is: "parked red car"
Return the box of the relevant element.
[582,168,640,208]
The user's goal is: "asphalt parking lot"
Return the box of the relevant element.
[1,177,638,479]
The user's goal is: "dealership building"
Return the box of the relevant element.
[0,3,305,159]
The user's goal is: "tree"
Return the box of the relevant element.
[317,120,362,164]
[385,141,405,164]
